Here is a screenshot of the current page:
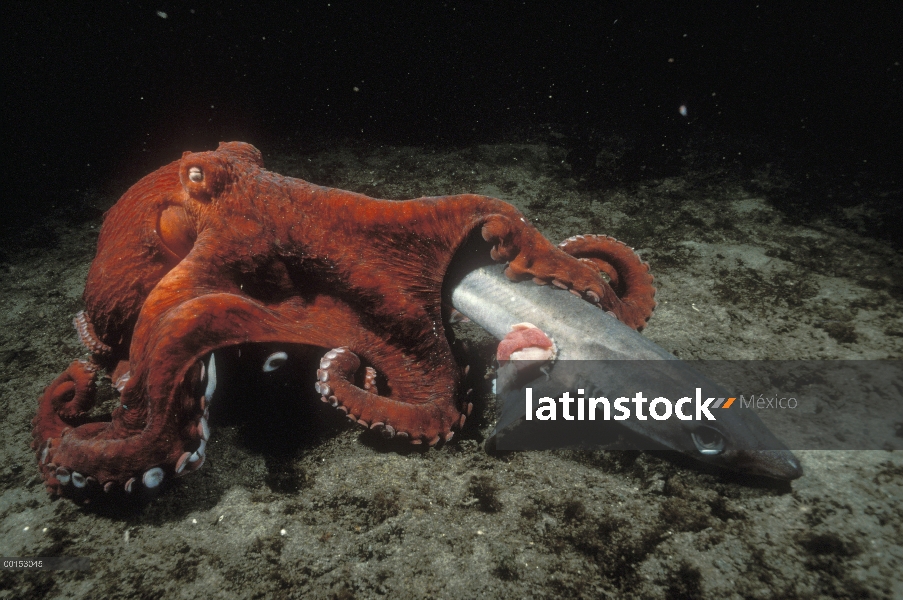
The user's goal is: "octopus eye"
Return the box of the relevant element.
[188,167,203,182]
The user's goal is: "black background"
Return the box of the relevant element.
[6,1,901,230]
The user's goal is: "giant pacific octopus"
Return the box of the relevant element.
[32,141,656,500]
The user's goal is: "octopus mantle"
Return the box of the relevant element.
[32,142,655,501]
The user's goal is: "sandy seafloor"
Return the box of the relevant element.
[1,133,901,599]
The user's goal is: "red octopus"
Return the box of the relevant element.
[32,142,655,500]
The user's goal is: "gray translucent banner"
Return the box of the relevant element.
[490,360,902,451]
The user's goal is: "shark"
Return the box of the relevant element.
[451,263,803,481]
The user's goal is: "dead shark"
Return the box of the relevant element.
[450,263,803,481]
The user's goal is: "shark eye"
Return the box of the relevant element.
[691,426,725,455]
